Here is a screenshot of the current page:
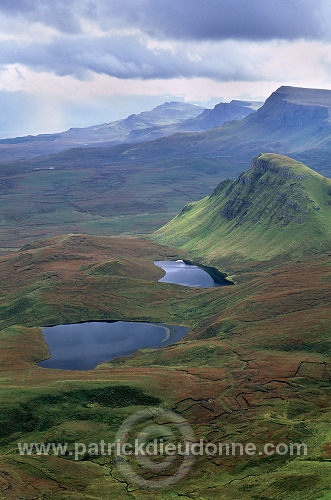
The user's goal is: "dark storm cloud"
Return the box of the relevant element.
[0,0,82,33]
[0,35,258,81]
[0,0,328,82]
[96,0,325,42]
[0,0,326,41]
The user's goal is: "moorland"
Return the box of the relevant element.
[0,87,330,499]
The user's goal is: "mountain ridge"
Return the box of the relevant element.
[0,101,205,159]
[123,99,262,142]
[29,85,331,177]
[154,153,331,265]
[0,98,263,161]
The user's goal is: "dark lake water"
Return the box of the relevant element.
[37,260,227,371]
[37,322,189,371]
[155,260,224,287]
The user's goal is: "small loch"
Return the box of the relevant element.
[37,260,231,371]
[154,260,232,287]
[38,322,189,371]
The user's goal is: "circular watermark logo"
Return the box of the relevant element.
[114,407,196,490]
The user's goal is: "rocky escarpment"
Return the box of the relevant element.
[251,86,331,131]
[215,155,315,229]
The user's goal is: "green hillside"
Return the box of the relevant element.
[154,153,331,264]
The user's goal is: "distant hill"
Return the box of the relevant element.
[0,99,264,161]
[0,101,263,160]
[0,101,205,160]
[6,85,331,174]
[69,85,331,178]
[154,153,331,264]
[81,100,204,139]
[123,99,263,142]
[177,99,263,131]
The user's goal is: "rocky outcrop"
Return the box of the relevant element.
[217,156,312,227]
[251,156,308,179]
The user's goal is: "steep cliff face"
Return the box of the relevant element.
[253,87,330,130]
[154,153,331,264]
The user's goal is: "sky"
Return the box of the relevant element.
[1,0,331,137]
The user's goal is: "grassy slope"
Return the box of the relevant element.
[0,233,329,498]
[154,154,331,267]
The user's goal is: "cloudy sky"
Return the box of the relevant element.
[0,0,331,137]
